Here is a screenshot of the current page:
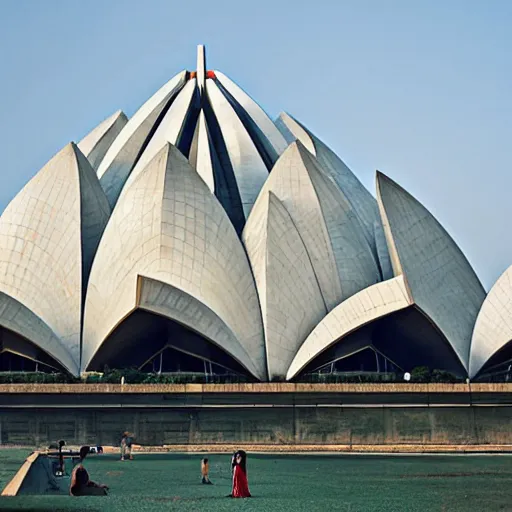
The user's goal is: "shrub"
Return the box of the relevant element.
[410,366,431,383]
[430,369,460,383]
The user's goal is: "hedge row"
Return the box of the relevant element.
[0,370,251,384]
[0,366,471,384]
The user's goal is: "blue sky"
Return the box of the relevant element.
[0,0,510,289]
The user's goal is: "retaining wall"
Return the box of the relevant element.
[1,384,511,447]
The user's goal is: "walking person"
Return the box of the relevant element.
[230,450,251,498]
[70,446,108,496]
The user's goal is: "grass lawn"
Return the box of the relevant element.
[0,450,511,511]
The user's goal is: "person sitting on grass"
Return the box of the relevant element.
[230,450,251,498]
[120,432,134,461]
[201,457,213,484]
[70,446,108,496]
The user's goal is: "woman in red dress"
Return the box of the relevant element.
[231,450,251,498]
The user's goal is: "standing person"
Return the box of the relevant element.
[120,432,127,461]
[230,450,251,498]
[201,457,213,484]
[120,432,134,461]
[70,446,108,496]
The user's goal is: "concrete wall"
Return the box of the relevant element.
[1,384,511,447]
[2,407,512,447]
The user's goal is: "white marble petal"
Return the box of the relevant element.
[97,71,187,208]
[286,276,412,380]
[214,70,288,159]
[275,112,380,248]
[206,80,269,218]
[78,110,128,172]
[137,276,258,376]
[243,191,327,379]
[257,141,380,311]
[189,111,215,192]
[470,266,512,377]
[125,79,197,190]
[0,143,110,374]
[376,171,486,371]
[0,292,75,372]
[82,144,266,379]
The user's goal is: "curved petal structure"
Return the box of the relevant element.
[77,110,128,172]
[257,141,380,311]
[470,266,512,377]
[0,291,75,372]
[275,112,380,245]
[205,79,269,219]
[214,70,288,160]
[0,143,110,374]
[376,172,486,370]
[0,45,496,380]
[287,276,412,380]
[189,111,215,192]
[374,220,394,281]
[82,144,266,379]
[137,276,257,374]
[126,79,198,188]
[97,71,187,208]
[243,191,327,379]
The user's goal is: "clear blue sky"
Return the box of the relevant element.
[0,0,510,290]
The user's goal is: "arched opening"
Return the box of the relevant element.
[296,306,466,379]
[474,340,512,381]
[0,327,65,373]
[86,309,250,377]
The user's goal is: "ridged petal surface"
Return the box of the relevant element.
[243,191,327,379]
[0,143,110,374]
[214,71,288,160]
[82,144,266,379]
[470,266,512,377]
[97,72,186,208]
[0,291,75,372]
[126,79,198,189]
[259,141,380,311]
[206,80,269,219]
[286,276,412,380]
[78,110,128,172]
[189,111,215,192]
[276,112,380,245]
[376,171,486,371]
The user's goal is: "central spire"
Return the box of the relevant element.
[197,44,206,92]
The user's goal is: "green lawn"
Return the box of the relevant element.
[1,450,512,511]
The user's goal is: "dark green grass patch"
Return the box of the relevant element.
[1,451,511,511]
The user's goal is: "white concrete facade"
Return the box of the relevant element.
[376,172,486,371]
[97,71,187,208]
[214,71,288,160]
[0,45,501,380]
[470,265,512,377]
[189,111,215,193]
[82,144,266,379]
[0,291,76,373]
[78,110,128,172]
[124,79,198,191]
[275,112,379,245]
[0,143,110,375]
[255,141,380,311]
[243,191,327,379]
[205,79,269,219]
[287,276,412,380]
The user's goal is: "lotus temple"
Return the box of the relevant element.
[0,46,510,382]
